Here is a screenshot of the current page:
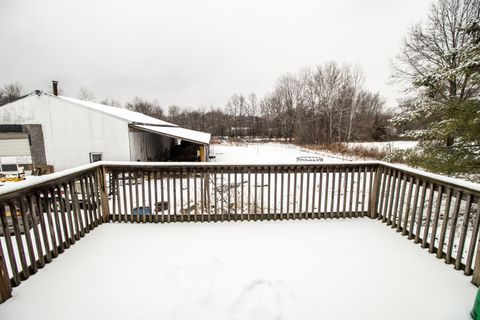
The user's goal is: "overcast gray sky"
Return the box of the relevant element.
[0,0,431,109]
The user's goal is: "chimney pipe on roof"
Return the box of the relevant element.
[52,80,59,96]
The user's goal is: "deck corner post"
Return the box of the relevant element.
[472,240,480,287]
[368,164,383,219]
[0,238,12,304]
[97,166,110,223]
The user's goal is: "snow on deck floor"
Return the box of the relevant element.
[0,219,476,320]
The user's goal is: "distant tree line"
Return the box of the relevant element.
[166,62,391,144]
[0,62,392,144]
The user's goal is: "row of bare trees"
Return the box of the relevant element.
[167,63,391,143]
[259,62,389,143]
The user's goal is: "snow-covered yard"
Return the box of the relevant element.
[0,219,475,320]
[212,142,345,163]
[345,140,418,152]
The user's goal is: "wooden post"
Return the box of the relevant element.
[199,145,206,162]
[472,204,480,286]
[368,165,383,219]
[97,166,110,223]
[472,242,480,286]
[0,237,12,303]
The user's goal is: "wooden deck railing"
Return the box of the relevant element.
[0,161,479,303]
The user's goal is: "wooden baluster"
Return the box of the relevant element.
[27,195,45,267]
[194,169,199,222]
[420,183,435,248]
[68,182,82,240]
[361,166,368,217]
[79,178,91,232]
[293,167,297,219]
[466,198,480,276]
[311,167,317,219]
[394,173,407,229]
[111,173,117,222]
[343,167,349,218]
[115,173,121,222]
[214,171,218,220]
[381,168,392,223]
[316,167,323,218]
[274,168,278,219]
[160,171,165,223]
[188,169,192,221]
[298,167,304,218]
[49,187,65,253]
[181,168,186,222]
[355,167,361,218]
[455,194,472,270]
[286,168,291,219]
[445,191,462,263]
[386,170,399,225]
[56,185,70,248]
[87,175,99,227]
[142,171,147,223]
[147,172,153,223]
[121,172,128,223]
[336,168,342,218]
[429,186,445,253]
[436,189,453,258]
[8,200,29,280]
[0,203,20,286]
[330,167,336,217]
[206,168,211,222]
[349,166,355,219]
[35,193,53,264]
[0,234,12,302]
[414,182,428,244]
[62,183,76,243]
[268,167,272,219]
[128,171,135,223]
[377,168,388,220]
[241,168,245,220]
[401,176,414,235]
[408,179,420,239]
[261,167,265,219]
[280,169,285,219]
[18,197,36,274]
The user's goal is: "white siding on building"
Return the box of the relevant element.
[0,94,131,171]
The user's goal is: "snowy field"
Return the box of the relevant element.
[0,219,475,320]
[212,143,344,163]
[345,140,418,152]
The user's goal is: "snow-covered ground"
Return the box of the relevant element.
[212,143,345,163]
[345,140,418,152]
[0,219,475,320]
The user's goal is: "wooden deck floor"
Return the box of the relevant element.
[0,218,476,320]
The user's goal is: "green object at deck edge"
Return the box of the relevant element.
[472,289,480,320]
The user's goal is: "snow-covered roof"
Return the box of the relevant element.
[133,124,211,145]
[58,95,177,127]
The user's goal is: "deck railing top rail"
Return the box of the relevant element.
[1,160,478,199]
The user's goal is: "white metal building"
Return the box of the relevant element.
[0,91,210,172]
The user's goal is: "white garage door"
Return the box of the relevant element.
[0,137,31,156]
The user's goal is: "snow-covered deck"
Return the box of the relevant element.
[0,218,475,320]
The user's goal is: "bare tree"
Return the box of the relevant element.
[78,86,96,102]
[392,0,480,101]
[0,82,23,106]
[99,98,122,107]
[126,96,164,119]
